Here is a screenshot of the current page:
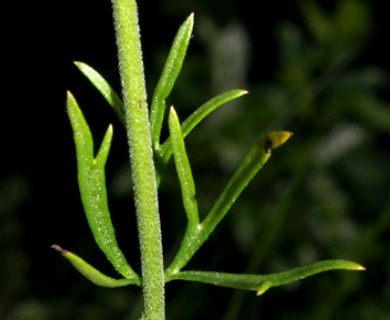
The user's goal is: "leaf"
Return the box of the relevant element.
[298,0,334,44]
[168,107,200,227]
[166,259,364,295]
[334,0,372,42]
[202,131,293,234]
[150,13,194,148]
[74,61,125,126]
[263,131,294,153]
[51,245,140,287]
[165,131,293,274]
[158,89,248,167]
[66,91,138,279]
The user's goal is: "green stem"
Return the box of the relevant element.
[111,0,164,319]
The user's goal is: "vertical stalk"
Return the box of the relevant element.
[110,0,165,319]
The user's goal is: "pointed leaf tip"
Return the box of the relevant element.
[66,90,74,99]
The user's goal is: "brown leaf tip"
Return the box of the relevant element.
[51,244,67,255]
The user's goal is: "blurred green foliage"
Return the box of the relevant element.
[1,0,389,319]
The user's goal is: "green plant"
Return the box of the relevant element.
[52,0,364,319]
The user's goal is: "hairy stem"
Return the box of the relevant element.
[111,0,165,318]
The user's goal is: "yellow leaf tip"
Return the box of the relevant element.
[264,131,293,153]
[256,281,272,296]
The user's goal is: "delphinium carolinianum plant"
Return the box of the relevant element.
[52,0,364,319]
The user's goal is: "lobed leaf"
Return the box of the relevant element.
[166,259,364,295]
[66,91,138,279]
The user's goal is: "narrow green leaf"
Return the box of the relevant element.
[168,107,199,228]
[66,91,138,280]
[165,132,293,274]
[166,259,364,295]
[150,13,194,148]
[74,61,125,126]
[155,90,248,184]
[51,245,141,287]
[201,131,292,233]
[158,89,248,176]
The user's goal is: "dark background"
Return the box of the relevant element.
[1,0,389,319]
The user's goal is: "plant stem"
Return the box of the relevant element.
[110,0,165,319]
